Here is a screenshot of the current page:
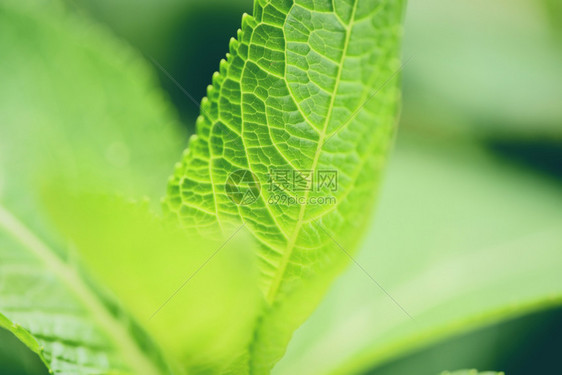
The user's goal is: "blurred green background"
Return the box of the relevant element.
[1,0,561,373]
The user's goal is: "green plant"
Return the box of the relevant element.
[1,0,561,374]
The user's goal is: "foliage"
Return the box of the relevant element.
[1,0,561,374]
[276,135,562,374]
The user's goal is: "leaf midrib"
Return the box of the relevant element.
[265,0,360,304]
[0,205,162,375]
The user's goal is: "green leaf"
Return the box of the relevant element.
[402,0,562,137]
[440,371,504,375]
[276,134,562,374]
[0,2,186,373]
[0,1,184,221]
[0,206,172,374]
[42,191,263,374]
[164,0,406,371]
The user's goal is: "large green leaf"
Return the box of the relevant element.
[164,0,406,371]
[275,133,562,374]
[440,371,503,375]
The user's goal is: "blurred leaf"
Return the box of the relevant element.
[0,2,189,373]
[42,191,263,373]
[0,206,173,374]
[440,371,503,375]
[401,0,562,137]
[66,0,253,124]
[275,133,562,375]
[0,1,185,225]
[164,0,406,372]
